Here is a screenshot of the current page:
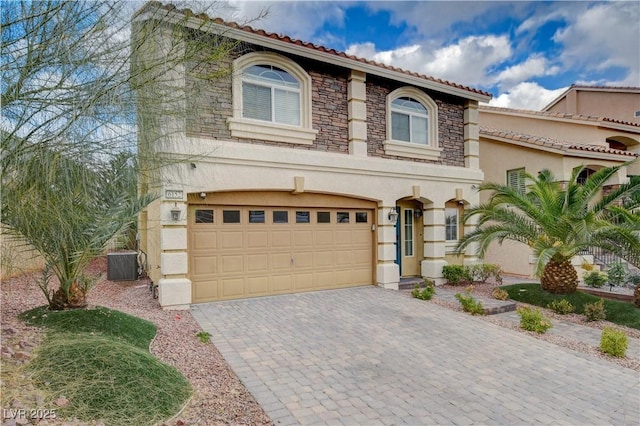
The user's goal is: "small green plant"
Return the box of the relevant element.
[584,299,607,322]
[583,271,607,288]
[491,287,509,301]
[442,265,472,286]
[469,264,503,284]
[517,306,552,333]
[547,299,575,315]
[607,262,626,288]
[411,280,435,300]
[626,272,640,288]
[196,331,212,343]
[455,288,484,315]
[600,327,628,358]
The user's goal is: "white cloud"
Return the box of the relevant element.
[553,2,639,85]
[487,82,568,110]
[347,35,512,88]
[495,56,560,91]
[225,1,345,41]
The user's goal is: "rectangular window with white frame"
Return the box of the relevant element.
[445,208,458,241]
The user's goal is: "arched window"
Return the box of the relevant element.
[384,87,440,160]
[576,168,596,185]
[391,97,428,144]
[242,64,301,125]
[228,52,317,145]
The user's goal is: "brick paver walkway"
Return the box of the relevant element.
[192,286,639,425]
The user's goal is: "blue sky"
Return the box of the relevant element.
[216,0,640,109]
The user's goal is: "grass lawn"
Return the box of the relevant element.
[18,306,192,426]
[502,283,640,330]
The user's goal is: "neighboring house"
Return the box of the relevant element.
[132,3,491,308]
[478,101,640,277]
[542,85,640,125]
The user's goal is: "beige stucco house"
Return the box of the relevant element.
[133,3,491,309]
[542,85,640,125]
[478,93,640,277]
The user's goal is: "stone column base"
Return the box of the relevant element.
[377,263,400,290]
[158,278,192,310]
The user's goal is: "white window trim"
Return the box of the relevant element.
[384,87,440,161]
[445,207,459,242]
[228,51,318,145]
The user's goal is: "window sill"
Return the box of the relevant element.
[383,139,442,161]
[227,117,318,145]
[445,241,459,252]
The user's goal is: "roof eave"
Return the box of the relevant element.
[480,133,636,162]
[134,7,491,103]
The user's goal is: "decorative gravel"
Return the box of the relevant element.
[1,258,272,426]
[422,281,640,371]
[2,261,638,425]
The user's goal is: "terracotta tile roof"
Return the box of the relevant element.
[479,105,640,128]
[568,84,640,92]
[480,126,638,158]
[137,2,492,99]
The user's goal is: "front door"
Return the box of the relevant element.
[397,200,423,276]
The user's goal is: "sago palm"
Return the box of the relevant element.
[457,164,640,294]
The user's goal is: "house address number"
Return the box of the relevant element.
[165,190,183,200]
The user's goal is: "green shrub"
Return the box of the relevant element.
[442,265,472,286]
[469,264,503,284]
[411,280,436,300]
[547,299,575,315]
[600,327,628,358]
[626,272,640,288]
[517,306,552,333]
[492,287,509,301]
[584,299,607,321]
[607,262,626,287]
[583,271,607,288]
[455,288,484,315]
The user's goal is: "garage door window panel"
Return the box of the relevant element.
[195,209,214,224]
[355,212,368,223]
[317,211,331,223]
[337,212,350,223]
[223,210,241,224]
[249,210,265,223]
[273,211,289,223]
[296,211,310,223]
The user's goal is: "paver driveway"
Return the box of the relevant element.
[191,286,639,425]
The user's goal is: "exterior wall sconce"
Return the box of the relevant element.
[170,202,181,222]
[414,209,423,219]
[388,207,399,225]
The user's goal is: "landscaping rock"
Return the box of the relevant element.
[54,396,70,407]
[13,351,32,361]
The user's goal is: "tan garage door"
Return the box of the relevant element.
[189,200,375,303]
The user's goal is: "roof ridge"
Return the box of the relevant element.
[479,105,640,128]
[479,126,638,157]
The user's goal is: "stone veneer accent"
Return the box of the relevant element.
[184,37,466,165]
[366,77,466,167]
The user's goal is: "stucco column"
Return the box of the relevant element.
[464,101,480,169]
[347,70,368,156]
[462,211,480,266]
[377,204,400,289]
[158,192,191,310]
[422,204,447,284]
